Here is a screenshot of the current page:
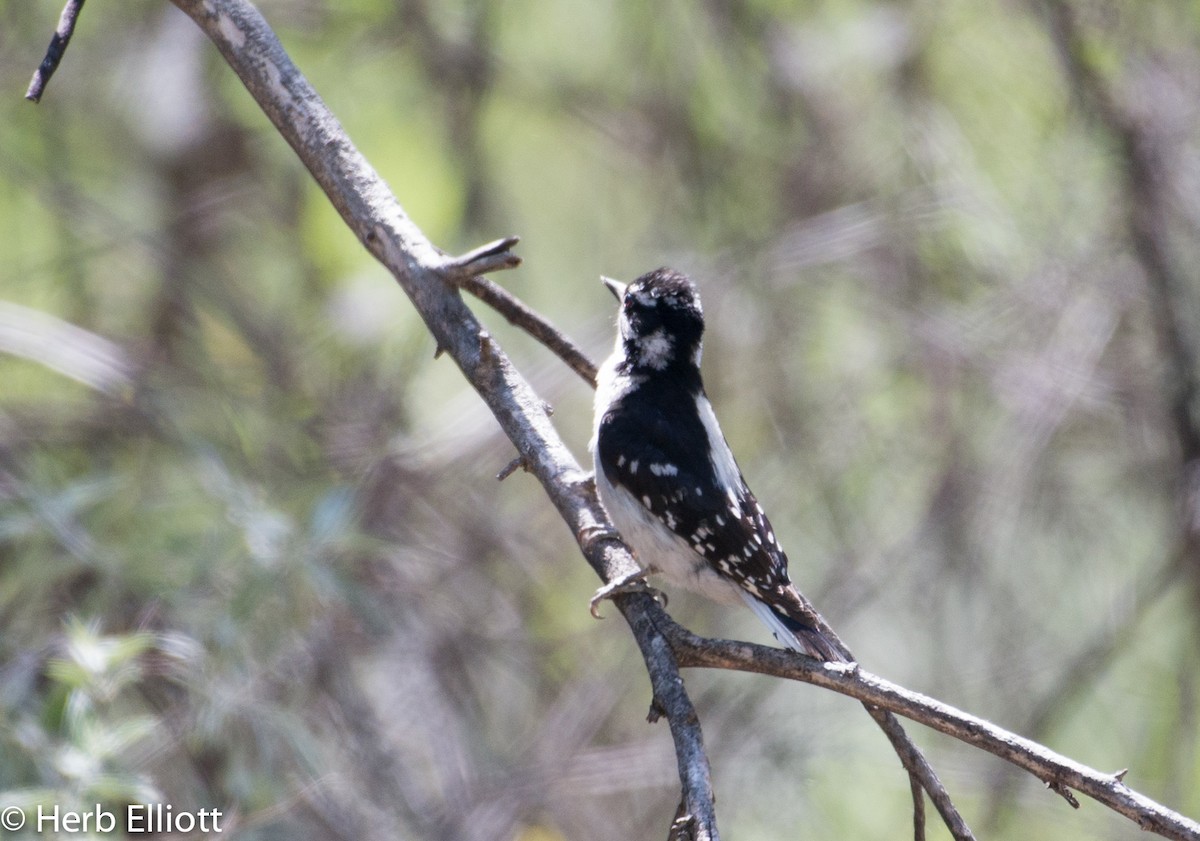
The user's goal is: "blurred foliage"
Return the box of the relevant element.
[2,0,1200,839]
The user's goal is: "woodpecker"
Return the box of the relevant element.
[590,267,847,662]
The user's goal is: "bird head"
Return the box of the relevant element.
[603,267,705,372]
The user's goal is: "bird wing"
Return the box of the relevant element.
[596,388,843,660]
[595,387,794,597]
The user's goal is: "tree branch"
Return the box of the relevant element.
[446,271,599,387]
[158,1,1200,838]
[664,621,1200,841]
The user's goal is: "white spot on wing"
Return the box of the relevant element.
[649,463,679,477]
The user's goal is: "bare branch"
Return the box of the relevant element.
[441,236,600,386]
[450,272,599,387]
[25,0,87,103]
[759,570,974,838]
[496,455,527,481]
[868,706,958,841]
[623,600,719,840]
[666,622,1200,841]
[445,235,523,277]
[908,772,926,841]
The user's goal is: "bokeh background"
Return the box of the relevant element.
[2,0,1199,839]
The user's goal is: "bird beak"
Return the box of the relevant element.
[601,276,627,300]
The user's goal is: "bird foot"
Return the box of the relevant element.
[589,567,666,618]
[577,521,620,552]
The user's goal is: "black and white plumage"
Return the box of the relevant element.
[590,267,847,662]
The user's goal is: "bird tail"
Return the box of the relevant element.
[739,591,851,663]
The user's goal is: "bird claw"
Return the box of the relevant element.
[589,568,666,618]
[577,521,620,551]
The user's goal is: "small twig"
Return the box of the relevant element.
[867,705,972,840]
[786,594,974,839]
[910,771,927,841]
[26,0,87,103]
[668,801,698,841]
[445,235,523,277]
[452,272,599,387]
[496,455,526,481]
[1047,780,1081,809]
[442,237,598,387]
